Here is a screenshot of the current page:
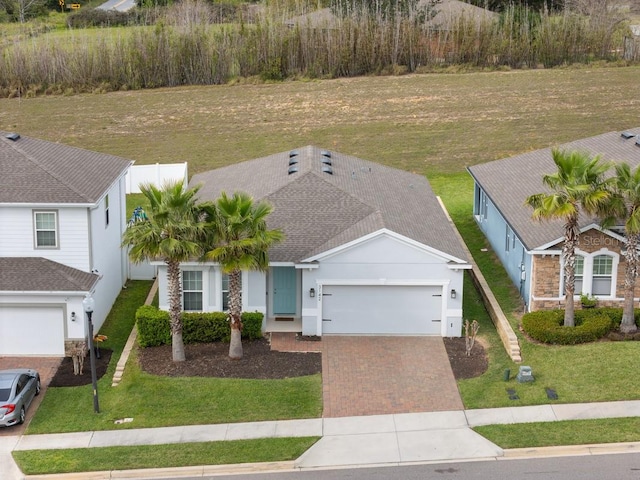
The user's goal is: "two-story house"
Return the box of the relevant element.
[0,131,132,356]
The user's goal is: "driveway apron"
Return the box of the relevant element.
[0,357,62,436]
[322,336,463,418]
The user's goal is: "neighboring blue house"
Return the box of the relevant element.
[468,128,640,312]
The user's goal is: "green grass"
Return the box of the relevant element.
[13,437,319,475]
[475,418,640,448]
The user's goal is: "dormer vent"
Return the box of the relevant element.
[288,166,299,175]
[321,150,332,158]
[621,132,636,140]
[5,133,20,141]
[289,150,299,158]
[289,158,299,166]
[322,157,332,166]
[322,166,333,175]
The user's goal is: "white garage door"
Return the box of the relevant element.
[0,306,65,355]
[321,285,442,335]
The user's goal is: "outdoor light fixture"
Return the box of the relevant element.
[71,312,76,322]
[309,288,316,298]
[82,294,100,414]
[450,289,457,299]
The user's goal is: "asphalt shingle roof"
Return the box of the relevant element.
[0,257,99,292]
[191,146,469,264]
[468,128,640,251]
[0,131,132,204]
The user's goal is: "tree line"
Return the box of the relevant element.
[1,0,635,97]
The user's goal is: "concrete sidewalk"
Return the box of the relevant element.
[5,400,640,479]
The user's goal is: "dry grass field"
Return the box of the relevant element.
[1,65,638,178]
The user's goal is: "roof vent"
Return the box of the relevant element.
[322,166,333,175]
[621,132,636,140]
[5,133,20,141]
[321,157,332,166]
[321,150,332,158]
[288,158,299,166]
[289,150,299,158]
[636,138,640,148]
[288,166,299,175]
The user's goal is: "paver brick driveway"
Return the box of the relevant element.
[0,356,62,436]
[321,336,463,418]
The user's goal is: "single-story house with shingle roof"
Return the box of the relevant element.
[156,146,471,337]
[468,128,640,312]
[0,131,132,356]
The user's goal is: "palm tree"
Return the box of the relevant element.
[525,149,612,327]
[205,192,283,359]
[122,181,211,362]
[600,162,640,333]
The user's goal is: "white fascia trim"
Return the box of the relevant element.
[295,263,319,269]
[302,228,469,265]
[270,262,296,267]
[535,224,625,251]
[1,202,95,208]
[528,249,562,256]
[0,290,90,296]
[447,264,472,270]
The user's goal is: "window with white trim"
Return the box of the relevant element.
[591,255,613,295]
[182,271,203,311]
[222,274,229,311]
[34,211,58,248]
[574,255,584,294]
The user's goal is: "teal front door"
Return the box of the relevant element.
[272,267,297,315]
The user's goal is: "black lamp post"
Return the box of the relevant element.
[82,294,100,413]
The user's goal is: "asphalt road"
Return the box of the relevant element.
[96,0,136,12]
[157,453,640,480]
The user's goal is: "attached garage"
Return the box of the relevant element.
[321,285,443,335]
[0,306,65,356]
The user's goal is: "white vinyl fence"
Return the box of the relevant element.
[125,163,188,194]
[126,162,188,280]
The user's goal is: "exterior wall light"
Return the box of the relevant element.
[71,312,76,322]
[309,288,316,298]
[450,289,457,299]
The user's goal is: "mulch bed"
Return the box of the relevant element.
[48,337,488,386]
[138,338,322,379]
[443,337,489,380]
[48,348,112,387]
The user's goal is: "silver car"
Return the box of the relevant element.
[0,369,41,427]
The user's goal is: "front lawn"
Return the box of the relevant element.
[432,174,640,410]
[28,281,322,434]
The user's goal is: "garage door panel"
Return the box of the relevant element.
[0,307,65,356]
[322,285,442,335]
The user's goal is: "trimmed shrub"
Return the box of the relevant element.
[522,309,613,345]
[242,311,264,340]
[136,305,171,347]
[136,305,264,347]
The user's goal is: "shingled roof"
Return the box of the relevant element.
[468,128,640,251]
[191,146,469,264]
[0,131,132,204]
[0,257,99,292]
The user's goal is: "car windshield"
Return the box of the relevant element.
[0,388,11,402]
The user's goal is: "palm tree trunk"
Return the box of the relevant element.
[228,269,243,359]
[167,260,186,362]
[621,233,639,333]
[562,218,579,328]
